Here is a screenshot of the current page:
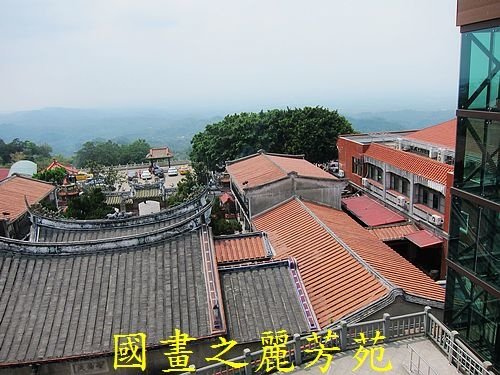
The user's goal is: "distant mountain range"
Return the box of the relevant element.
[0,107,455,157]
[347,109,455,133]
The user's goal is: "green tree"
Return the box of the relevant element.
[166,171,200,206]
[33,167,67,185]
[190,106,354,172]
[64,188,114,219]
[85,161,120,191]
[119,139,151,164]
[210,197,242,235]
[74,139,151,167]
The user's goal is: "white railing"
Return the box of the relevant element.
[407,344,439,375]
[190,307,496,375]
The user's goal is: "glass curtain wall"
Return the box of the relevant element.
[446,23,500,368]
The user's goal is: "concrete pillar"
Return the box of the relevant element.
[293,333,302,365]
[409,174,415,215]
[340,321,348,350]
[382,313,391,340]
[244,348,252,375]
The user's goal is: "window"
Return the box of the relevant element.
[455,118,499,203]
[445,268,500,366]
[352,157,362,175]
[422,189,428,204]
[459,210,470,234]
[402,179,409,196]
[416,185,445,213]
[367,164,383,184]
[389,173,409,196]
[458,27,500,112]
[432,194,439,210]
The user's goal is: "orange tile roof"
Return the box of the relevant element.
[0,175,55,222]
[342,195,406,227]
[226,152,335,190]
[364,144,453,185]
[214,232,272,264]
[44,159,78,175]
[219,192,234,205]
[305,201,445,303]
[405,230,443,248]
[0,169,8,182]
[146,147,173,159]
[405,119,457,150]
[368,223,420,241]
[253,199,389,326]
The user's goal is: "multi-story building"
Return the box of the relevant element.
[337,120,456,278]
[444,1,500,368]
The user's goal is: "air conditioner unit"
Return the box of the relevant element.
[428,214,443,226]
[397,195,407,207]
[338,169,345,178]
[429,149,438,158]
[362,178,368,187]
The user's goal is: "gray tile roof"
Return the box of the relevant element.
[31,190,210,242]
[219,259,318,343]
[0,227,220,365]
[133,188,162,199]
[30,188,208,230]
[34,205,206,242]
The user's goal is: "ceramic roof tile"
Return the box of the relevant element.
[364,144,454,185]
[0,175,55,222]
[220,260,316,342]
[0,169,9,181]
[368,223,420,241]
[214,232,272,264]
[253,199,389,326]
[404,119,457,150]
[0,229,214,365]
[304,201,445,303]
[145,147,173,159]
[44,160,79,175]
[226,152,335,190]
[34,198,209,242]
[266,154,335,180]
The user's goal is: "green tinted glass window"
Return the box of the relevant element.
[455,118,499,202]
[459,27,500,111]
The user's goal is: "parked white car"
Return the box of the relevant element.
[141,170,152,180]
[167,167,178,176]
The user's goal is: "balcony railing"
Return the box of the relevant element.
[190,307,495,375]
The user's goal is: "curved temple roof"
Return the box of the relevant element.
[0,225,224,367]
[32,201,212,243]
[29,188,208,229]
[9,203,211,253]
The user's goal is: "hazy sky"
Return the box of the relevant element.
[0,0,460,113]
